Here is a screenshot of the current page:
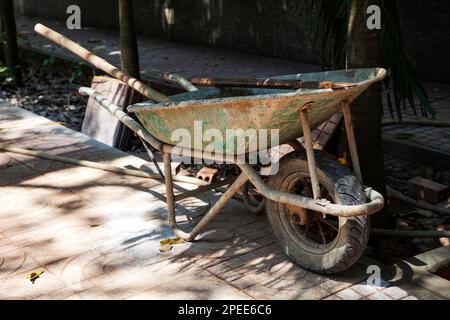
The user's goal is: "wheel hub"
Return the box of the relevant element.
[287,204,308,226]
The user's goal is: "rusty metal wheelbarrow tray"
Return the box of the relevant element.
[81,68,386,242]
[127,68,386,155]
[80,70,386,275]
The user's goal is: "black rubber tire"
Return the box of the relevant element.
[266,149,370,274]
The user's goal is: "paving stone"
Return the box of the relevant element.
[0,106,422,300]
[319,279,355,294]
[0,164,37,186]
[323,294,342,300]
[350,283,380,297]
[402,295,419,300]
[335,288,362,300]
[223,257,248,270]
[206,262,233,275]
[382,286,409,300]
[62,294,84,300]
[0,269,68,300]
[229,274,260,290]
[365,290,394,300]
[47,286,79,300]
[0,243,43,280]
[243,283,330,300]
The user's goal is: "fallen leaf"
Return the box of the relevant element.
[27,270,45,284]
[338,157,349,166]
[173,238,186,244]
[87,38,102,43]
[160,238,186,246]
[394,132,416,140]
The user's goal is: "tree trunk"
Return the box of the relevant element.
[0,21,4,64]
[0,0,22,86]
[118,0,140,79]
[345,0,392,228]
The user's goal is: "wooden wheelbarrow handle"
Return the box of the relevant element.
[34,23,171,103]
[189,77,357,90]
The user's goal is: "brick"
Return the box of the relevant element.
[335,288,362,300]
[351,283,379,297]
[407,177,449,204]
[382,286,409,300]
[323,294,342,300]
[206,262,232,275]
[319,280,350,293]
[223,257,246,270]
[402,296,419,300]
[243,284,330,300]
[366,291,394,300]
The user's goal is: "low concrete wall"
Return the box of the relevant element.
[14,0,450,83]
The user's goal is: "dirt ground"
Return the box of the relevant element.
[1,61,88,131]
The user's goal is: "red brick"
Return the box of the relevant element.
[407,177,449,204]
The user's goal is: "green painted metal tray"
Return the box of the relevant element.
[128,68,386,155]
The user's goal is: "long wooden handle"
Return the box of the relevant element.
[34,23,171,103]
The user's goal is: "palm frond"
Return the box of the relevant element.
[313,0,435,119]
[312,0,349,70]
[380,0,435,120]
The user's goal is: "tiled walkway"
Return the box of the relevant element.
[0,105,418,300]
[381,82,450,156]
[2,15,447,299]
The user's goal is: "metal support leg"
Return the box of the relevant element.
[187,173,248,240]
[300,107,321,200]
[341,100,363,184]
[163,152,178,228]
[163,151,248,241]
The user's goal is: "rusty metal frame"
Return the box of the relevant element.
[300,103,321,200]
[79,87,384,242]
[163,152,249,241]
[163,73,199,92]
[341,100,363,183]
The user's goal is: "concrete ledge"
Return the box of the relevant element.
[384,246,450,300]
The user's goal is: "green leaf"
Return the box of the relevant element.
[42,56,56,67]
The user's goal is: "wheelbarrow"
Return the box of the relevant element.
[35,24,385,274]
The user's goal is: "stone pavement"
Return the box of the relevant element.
[382,81,450,157]
[0,104,421,300]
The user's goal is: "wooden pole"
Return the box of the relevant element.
[118,0,141,79]
[0,145,207,186]
[0,0,22,86]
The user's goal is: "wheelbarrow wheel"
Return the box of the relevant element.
[266,149,369,274]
